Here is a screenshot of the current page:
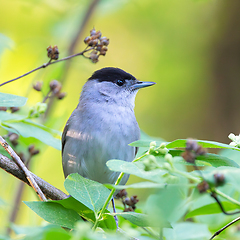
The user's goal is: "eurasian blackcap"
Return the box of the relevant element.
[62,67,155,187]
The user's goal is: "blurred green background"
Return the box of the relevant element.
[1,0,240,234]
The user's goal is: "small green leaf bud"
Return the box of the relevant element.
[165,153,173,163]
[149,141,156,153]
[159,142,167,149]
[158,147,169,155]
[36,102,47,114]
[163,162,171,171]
[143,155,158,171]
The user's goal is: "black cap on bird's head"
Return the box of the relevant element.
[88,67,156,90]
[88,67,136,82]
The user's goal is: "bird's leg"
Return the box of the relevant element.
[112,198,119,228]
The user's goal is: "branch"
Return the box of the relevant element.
[0,136,47,201]
[0,48,93,87]
[0,153,68,200]
[210,216,240,239]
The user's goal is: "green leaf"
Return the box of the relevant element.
[53,197,95,223]
[167,139,240,151]
[11,224,45,235]
[0,111,25,121]
[112,212,151,227]
[44,227,71,240]
[171,150,239,168]
[64,173,110,214]
[130,139,163,148]
[105,181,166,189]
[24,201,82,229]
[57,198,117,231]
[0,33,14,56]
[99,214,117,231]
[185,201,240,219]
[0,93,27,107]
[163,222,211,240]
[196,153,239,168]
[11,224,71,240]
[130,130,165,148]
[1,119,61,150]
[146,185,188,227]
[106,160,167,183]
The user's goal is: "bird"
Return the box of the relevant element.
[61,67,155,219]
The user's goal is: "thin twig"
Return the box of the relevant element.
[0,153,67,200]
[0,136,47,201]
[0,48,93,87]
[211,192,240,215]
[42,89,52,103]
[0,60,51,87]
[210,216,240,240]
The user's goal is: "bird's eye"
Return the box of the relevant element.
[116,79,125,86]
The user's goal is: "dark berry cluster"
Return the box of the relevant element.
[115,189,139,212]
[33,80,66,102]
[3,133,39,163]
[84,28,109,63]
[182,138,207,163]
[47,46,59,60]
[0,107,20,113]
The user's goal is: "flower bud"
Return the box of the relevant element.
[10,107,20,113]
[9,133,19,142]
[130,195,139,205]
[149,141,156,153]
[0,107,7,111]
[92,39,98,46]
[57,92,66,100]
[214,173,225,187]
[182,150,196,163]
[47,45,59,60]
[36,102,47,114]
[123,207,134,212]
[49,80,60,90]
[33,81,42,91]
[84,36,91,44]
[28,144,40,156]
[9,133,19,146]
[115,189,127,199]
[165,153,173,163]
[89,51,99,63]
[100,37,109,46]
[90,28,96,36]
[197,181,209,193]
[163,162,171,171]
[95,31,102,39]
[52,85,62,95]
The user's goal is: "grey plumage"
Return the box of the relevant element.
[62,67,155,185]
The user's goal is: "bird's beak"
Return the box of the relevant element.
[132,81,156,90]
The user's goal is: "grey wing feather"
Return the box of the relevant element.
[135,147,139,157]
[61,120,69,156]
